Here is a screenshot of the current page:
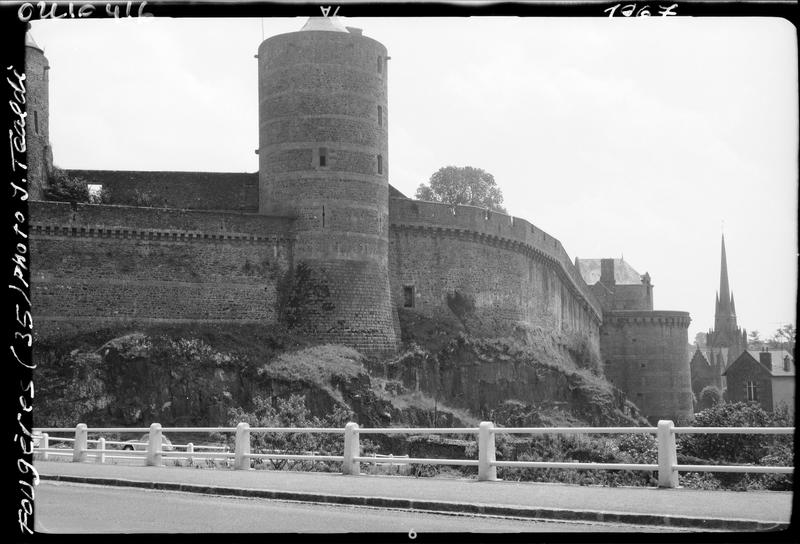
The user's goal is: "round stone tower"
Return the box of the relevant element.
[257,18,398,355]
[24,26,52,200]
[602,311,693,423]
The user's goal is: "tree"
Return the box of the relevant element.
[694,332,707,348]
[698,385,722,411]
[772,324,795,352]
[748,330,762,349]
[44,167,91,203]
[415,166,507,213]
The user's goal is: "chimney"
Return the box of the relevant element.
[600,259,615,287]
[759,350,772,368]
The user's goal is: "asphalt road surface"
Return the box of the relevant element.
[34,482,690,533]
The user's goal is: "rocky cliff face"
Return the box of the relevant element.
[34,312,644,431]
[33,324,473,430]
[369,310,645,426]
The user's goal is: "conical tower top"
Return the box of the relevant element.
[299,16,349,33]
[25,23,44,52]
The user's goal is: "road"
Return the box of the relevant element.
[34,482,690,533]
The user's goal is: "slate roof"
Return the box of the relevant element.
[575,258,644,285]
[745,350,795,377]
[722,350,795,377]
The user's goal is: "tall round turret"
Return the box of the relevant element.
[25,26,52,200]
[257,18,398,354]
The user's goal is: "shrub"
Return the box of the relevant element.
[677,401,793,490]
[226,394,378,472]
[44,168,90,202]
[698,385,723,411]
[679,402,773,464]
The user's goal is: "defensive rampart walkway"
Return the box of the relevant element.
[35,461,792,531]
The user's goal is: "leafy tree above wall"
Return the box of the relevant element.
[415,166,507,213]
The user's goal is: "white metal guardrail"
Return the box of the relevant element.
[33,420,794,488]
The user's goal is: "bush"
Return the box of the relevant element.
[677,402,793,490]
[44,168,90,202]
[679,402,773,464]
[698,385,723,411]
[226,394,378,472]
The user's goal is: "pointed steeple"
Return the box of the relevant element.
[718,234,731,314]
[710,233,742,351]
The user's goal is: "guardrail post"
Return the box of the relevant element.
[42,433,49,461]
[342,422,360,475]
[657,420,678,488]
[187,442,194,466]
[478,421,498,481]
[146,423,163,467]
[73,424,87,463]
[97,437,106,464]
[234,422,251,470]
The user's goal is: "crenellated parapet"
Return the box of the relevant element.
[29,201,295,240]
[603,310,692,328]
[389,197,602,322]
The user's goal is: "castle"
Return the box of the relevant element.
[24,19,692,422]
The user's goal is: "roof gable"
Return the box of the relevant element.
[575,258,643,285]
[745,350,795,377]
[723,350,794,377]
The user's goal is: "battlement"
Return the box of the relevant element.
[66,169,259,212]
[389,198,601,320]
[29,200,295,239]
[604,310,691,327]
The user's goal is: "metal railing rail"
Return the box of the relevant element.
[32,420,794,488]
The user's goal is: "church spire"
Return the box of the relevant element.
[718,234,731,314]
[711,233,741,351]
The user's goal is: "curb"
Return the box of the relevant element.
[39,474,789,532]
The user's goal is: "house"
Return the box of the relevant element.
[722,349,795,413]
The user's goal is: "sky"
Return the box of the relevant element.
[28,12,798,343]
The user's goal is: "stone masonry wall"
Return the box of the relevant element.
[600,311,693,422]
[389,198,601,330]
[24,43,50,200]
[389,198,602,357]
[29,201,293,338]
[66,170,259,211]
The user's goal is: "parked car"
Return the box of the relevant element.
[122,434,174,451]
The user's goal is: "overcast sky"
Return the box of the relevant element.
[29,14,798,343]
